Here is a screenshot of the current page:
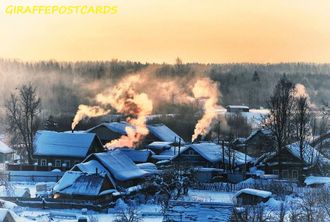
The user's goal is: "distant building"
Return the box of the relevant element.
[0,141,14,163]
[33,131,104,169]
[226,105,250,113]
[243,129,273,157]
[256,142,330,180]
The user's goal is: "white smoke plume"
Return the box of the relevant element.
[191,78,220,142]
[294,83,309,98]
[96,75,153,149]
[71,104,110,130]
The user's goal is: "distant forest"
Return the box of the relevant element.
[1,59,330,134]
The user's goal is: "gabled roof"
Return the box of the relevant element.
[87,150,150,181]
[33,131,102,158]
[180,143,254,165]
[234,188,272,199]
[255,141,330,167]
[87,121,132,135]
[117,148,151,163]
[147,124,185,143]
[53,171,112,196]
[73,160,108,174]
[0,141,14,154]
[147,141,173,151]
[245,129,272,142]
[287,142,330,166]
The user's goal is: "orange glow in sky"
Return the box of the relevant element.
[0,0,330,63]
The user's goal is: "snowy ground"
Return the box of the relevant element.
[1,182,236,221]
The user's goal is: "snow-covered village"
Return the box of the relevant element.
[1,1,330,221]
[0,61,330,222]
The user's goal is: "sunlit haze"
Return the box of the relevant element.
[1,0,330,63]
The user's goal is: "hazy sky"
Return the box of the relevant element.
[1,0,330,63]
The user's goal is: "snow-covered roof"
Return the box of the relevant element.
[245,129,272,142]
[286,142,330,166]
[87,150,150,181]
[117,148,151,163]
[226,105,249,109]
[304,176,330,186]
[0,209,18,222]
[182,143,254,165]
[33,130,102,158]
[234,188,272,199]
[147,124,185,143]
[73,160,108,175]
[147,141,173,151]
[53,171,109,196]
[87,121,132,135]
[136,163,158,173]
[0,141,14,154]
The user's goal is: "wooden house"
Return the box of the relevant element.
[171,142,254,169]
[256,142,330,180]
[86,121,130,144]
[244,129,273,157]
[33,131,104,169]
[53,171,116,200]
[233,188,272,205]
[87,122,185,146]
[72,150,152,190]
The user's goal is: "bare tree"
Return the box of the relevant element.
[113,205,142,222]
[293,96,310,161]
[5,84,41,163]
[264,77,295,177]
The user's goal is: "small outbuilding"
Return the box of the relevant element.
[0,141,14,163]
[233,188,272,205]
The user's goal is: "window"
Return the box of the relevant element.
[292,170,298,179]
[273,170,279,175]
[41,159,47,166]
[282,170,289,178]
[55,160,61,167]
[62,160,70,168]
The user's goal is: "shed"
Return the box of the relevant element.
[234,188,272,205]
[53,171,116,200]
[0,141,14,163]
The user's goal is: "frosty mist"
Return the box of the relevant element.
[71,74,222,146]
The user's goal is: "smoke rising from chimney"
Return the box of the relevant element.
[191,78,220,142]
[95,75,153,149]
[71,104,110,130]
